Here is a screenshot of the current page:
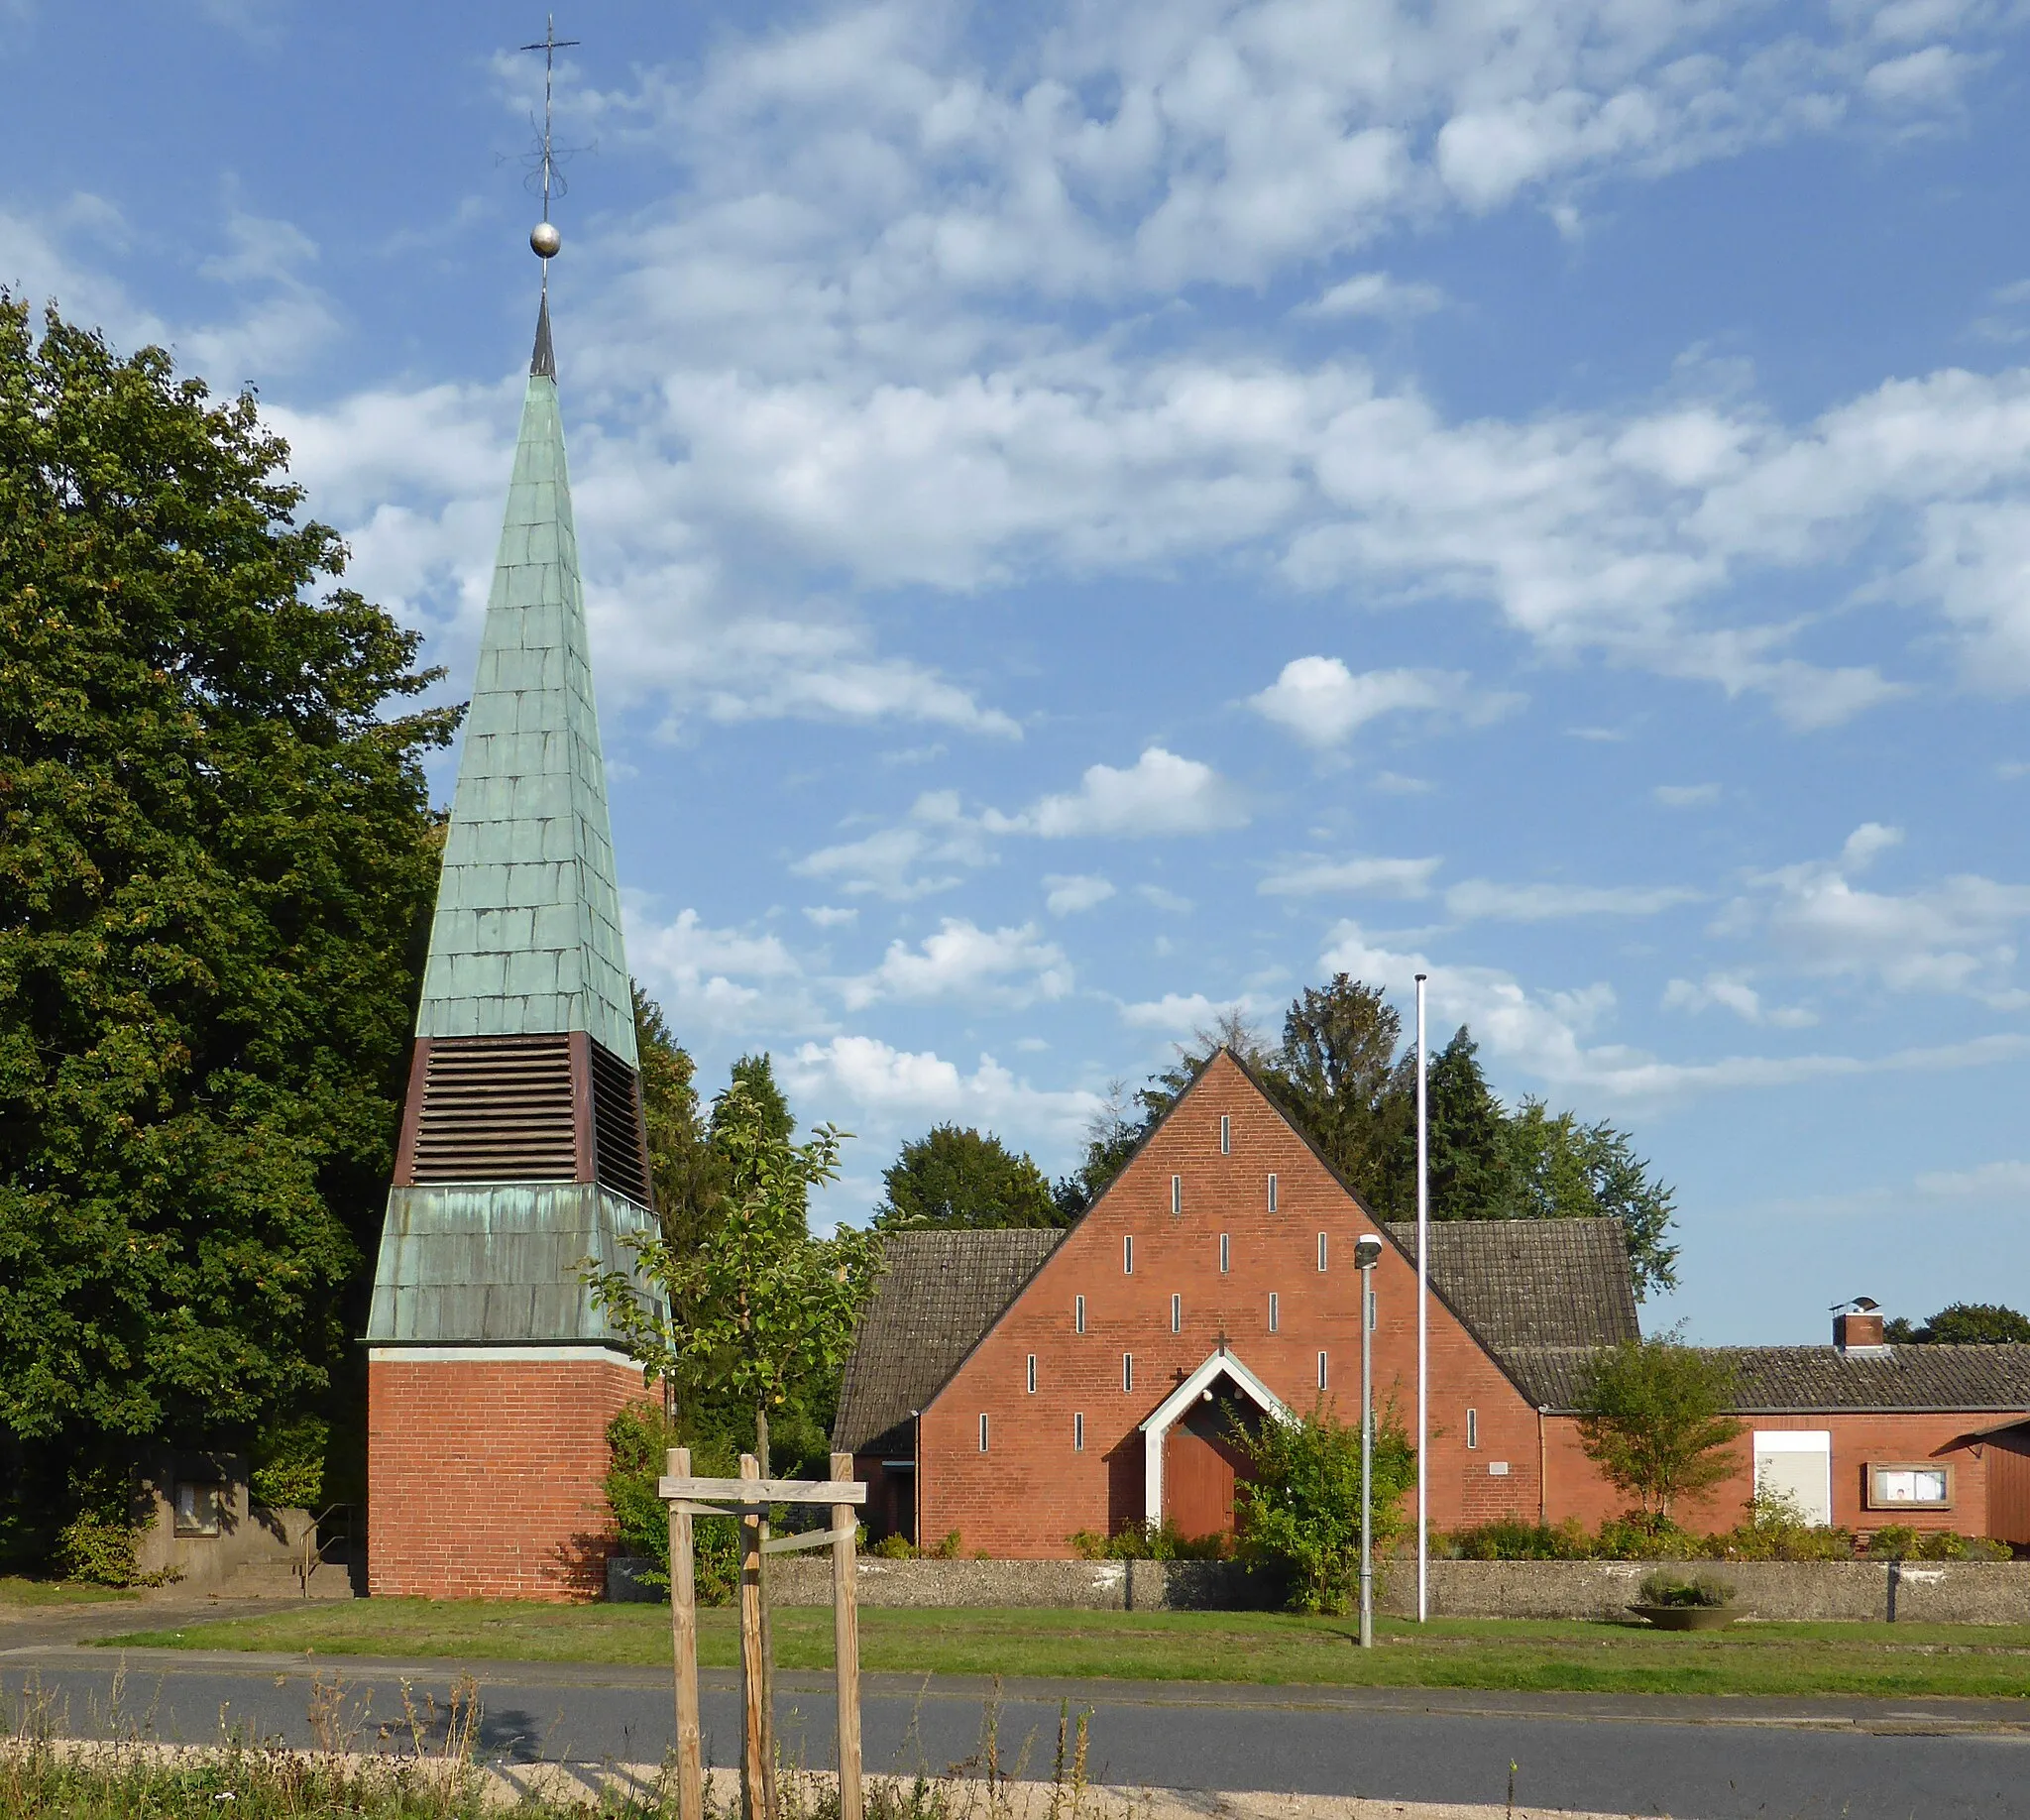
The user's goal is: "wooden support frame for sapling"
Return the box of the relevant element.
[660,1450,867,1820]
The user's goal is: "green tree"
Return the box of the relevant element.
[1234,1400,1416,1614]
[587,1079,879,1475]
[0,297,454,1551]
[1271,977,1411,1205]
[1497,1101,1679,1299]
[1577,1336,1744,1525]
[1886,1303,2030,1344]
[633,984,720,1253]
[1053,1080,1150,1218]
[876,1125,1063,1230]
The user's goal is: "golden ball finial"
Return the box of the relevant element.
[530,221,561,259]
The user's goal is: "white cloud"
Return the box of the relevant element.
[1249,657,1516,749]
[1721,829,2030,1007]
[792,789,993,900]
[1654,782,1722,807]
[627,904,823,1039]
[841,918,1071,1010]
[1445,879,1702,921]
[1136,884,1193,914]
[803,905,858,927]
[1119,991,1266,1033]
[1662,972,1819,1028]
[1317,918,2025,1100]
[1912,1160,2030,1196]
[1258,854,1440,898]
[989,747,1248,839]
[1044,873,1116,915]
[785,1035,1098,1132]
[1298,273,1445,320]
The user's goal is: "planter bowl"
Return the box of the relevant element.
[1630,1602,1735,1632]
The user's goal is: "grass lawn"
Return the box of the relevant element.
[0,1578,133,1606]
[100,1601,2030,1700]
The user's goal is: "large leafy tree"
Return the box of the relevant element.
[1886,1303,2030,1344]
[876,1125,1062,1230]
[0,298,454,1536]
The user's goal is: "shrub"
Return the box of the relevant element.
[1446,1518,1595,1560]
[1069,1519,1230,1561]
[1595,1512,1702,1560]
[1708,1487,1853,1562]
[603,1405,738,1603]
[1577,1335,1744,1525]
[1235,1399,1414,1614]
[1865,1526,2010,1562]
[53,1512,143,1587]
[1637,1570,1733,1608]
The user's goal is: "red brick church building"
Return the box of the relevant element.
[835,1051,2030,1555]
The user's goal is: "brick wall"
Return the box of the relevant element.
[368,1352,652,1600]
[919,1052,1544,1556]
[1543,1410,1997,1537]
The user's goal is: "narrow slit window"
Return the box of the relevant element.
[1219,1114,1231,1155]
[1026,1353,1037,1395]
[1267,1173,1279,1213]
[1074,1295,1086,1334]
[1171,1174,1183,1216]
[1367,1288,1376,1332]
[1124,1235,1135,1275]
[1219,1232,1230,1274]
[1317,1232,1328,1272]
[1268,1292,1280,1333]
[1073,1413,1085,1451]
[978,1414,990,1452]
[1466,1408,1479,1450]
[1123,1352,1134,1393]
[1317,1350,1328,1390]
[1171,1293,1182,1333]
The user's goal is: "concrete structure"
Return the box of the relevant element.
[365,295,656,1601]
[836,1050,2030,1556]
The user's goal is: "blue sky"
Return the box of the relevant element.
[9,0,2030,1342]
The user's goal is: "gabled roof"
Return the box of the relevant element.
[1385,1218,1639,1352]
[412,303,636,1065]
[833,1229,1064,1454]
[1505,1342,2030,1416]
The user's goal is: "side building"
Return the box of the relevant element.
[836,1048,2030,1555]
[364,296,659,1600]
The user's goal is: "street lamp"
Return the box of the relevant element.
[1354,1232,1384,1649]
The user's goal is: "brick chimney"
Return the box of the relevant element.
[1835,1309,1887,1352]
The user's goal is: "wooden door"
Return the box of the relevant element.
[1987,1428,2030,1547]
[1164,1402,1254,1541]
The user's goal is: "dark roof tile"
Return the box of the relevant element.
[1385,1218,1639,1352]
[832,1229,1063,1454]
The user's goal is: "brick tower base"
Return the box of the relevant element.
[368,1349,653,1600]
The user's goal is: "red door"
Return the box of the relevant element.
[1163,1400,1255,1541]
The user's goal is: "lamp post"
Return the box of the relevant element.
[1355,1232,1384,1649]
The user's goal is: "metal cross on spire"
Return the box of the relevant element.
[521,14,580,224]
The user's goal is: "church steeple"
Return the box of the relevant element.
[410,298,634,1068]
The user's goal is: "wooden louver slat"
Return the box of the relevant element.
[409,1034,576,1183]
[589,1038,650,1207]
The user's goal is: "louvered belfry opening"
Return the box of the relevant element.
[394,1031,651,1207]
[588,1037,649,1205]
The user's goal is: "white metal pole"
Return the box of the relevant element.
[1359,1254,1375,1649]
[1414,971,1428,1625]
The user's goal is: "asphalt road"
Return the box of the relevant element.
[5,1645,2029,1819]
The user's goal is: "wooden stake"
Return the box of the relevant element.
[830,1451,863,1820]
[738,1452,769,1820]
[666,1445,704,1820]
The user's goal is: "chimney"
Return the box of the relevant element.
[1835,1309,1887,1353]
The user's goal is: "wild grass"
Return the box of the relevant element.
[102,1601,2030,1700]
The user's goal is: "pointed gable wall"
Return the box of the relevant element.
[916,1052,1547,1556]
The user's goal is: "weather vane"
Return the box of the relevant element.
[520,15,580,284]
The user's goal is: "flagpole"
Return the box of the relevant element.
[1414,971,1428,1625]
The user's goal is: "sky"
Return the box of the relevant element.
[7,0,2030,1344]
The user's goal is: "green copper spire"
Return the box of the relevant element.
[413,307,636,1065]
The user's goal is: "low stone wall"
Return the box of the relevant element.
[612,1553,2030,1623]
[607,1555,1269,1610]
[1377,1557,2030,1625]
